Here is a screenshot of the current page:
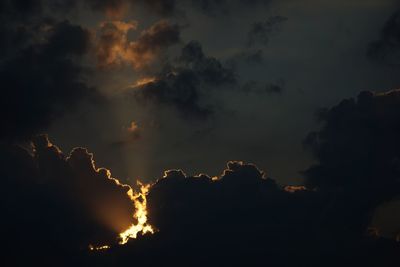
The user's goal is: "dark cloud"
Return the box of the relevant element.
[368,10,400,66]
[113,0,272,17]
[130,20,180,57]
[141,0,177,16]
[1,0,44,18]
[0,135,136,265]
[189,0,272,17]
[132,40,236,118]
[304,90,400,204]
[2,134,400,266]
[89,161,399,266]
[179,41,236,86]
[85,0,128,17]
[247,16,288,47]
[189,0,229,16]
[0,16,98,141]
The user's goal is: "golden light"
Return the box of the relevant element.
[284,185,306,193]
[89,244,110,251]
[132,77,157,88]
[127,121,139,133]
[119,182,155,245]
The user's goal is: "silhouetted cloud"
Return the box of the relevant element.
[131,41,236,118]
[304,90,400,204]
[368,10,400,66]
[0,135,136,265]
[0,13,98,141]
[2,133,400,266]
[91,160,399,266]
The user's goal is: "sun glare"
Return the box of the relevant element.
[119,182,155,245]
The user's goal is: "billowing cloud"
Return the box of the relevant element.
[2,133,400,266]
[0,135,143,264]
[0,12,98,141]
[304,90,400,204]
[96,20,138,67]
[91,160,399,266]
[96,20,180,70]
[131,40,236,118]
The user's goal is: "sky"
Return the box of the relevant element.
[42,0,400,184]
[1,0,400,266]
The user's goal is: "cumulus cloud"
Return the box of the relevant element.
[0,11,99,141]
[304,90,400,204]
[0,135,137,264]
[131,40,236,118]
[96,20,180,70]
[91,160,399,266]
[2,134,400,266]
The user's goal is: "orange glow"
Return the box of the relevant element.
[132,77,157,88]
[89,244,110,251]
[284,185,306,193]
[119,182,155,244]
[127,121,139,133]
[96,21,137,68]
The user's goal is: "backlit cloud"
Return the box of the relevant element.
[96,20,180,70]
